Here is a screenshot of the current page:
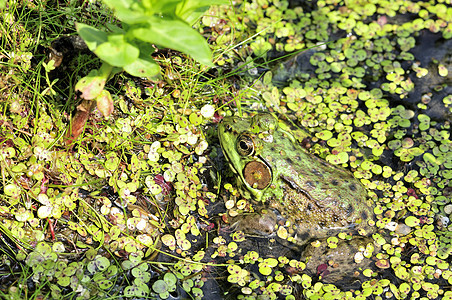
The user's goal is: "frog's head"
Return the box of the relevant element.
[218,113,278,201]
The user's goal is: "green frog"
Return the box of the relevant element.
[218,113,377,284]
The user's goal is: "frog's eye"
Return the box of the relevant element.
[236,134,255,156]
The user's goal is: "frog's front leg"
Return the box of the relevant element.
[301,236,379,286]
[230,209,278,237]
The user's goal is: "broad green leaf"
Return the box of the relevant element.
[76,23,108,51]
[124,56,161,78]
[105,23,126,34]
[95,35,139,67]
[133,39,156,55]
[102,0,149,24]
[176,0,229,24]
[132,17,213,66]
[146,0,181,15]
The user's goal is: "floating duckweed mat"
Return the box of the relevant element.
[0,0,451,299]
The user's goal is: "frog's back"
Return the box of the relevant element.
[264,131,375,242]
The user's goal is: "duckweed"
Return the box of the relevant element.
[1,0,451,299]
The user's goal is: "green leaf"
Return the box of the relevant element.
[105,23,126,34]
[124,285,147,297]
[94,35,139,67]
[4,184,19,197]
[86,248,97,260]
[405,216,420,227]
[122,260,135,270]
[146,0,181,15]
[164,273,177,286]
[36,242,52,254]
[152,280,168,294]
[259,266,272,276]
[96,256,111,271]
[124,56,161,78]
[43,60,56,72]
[57,276,71,287]
[266,258,278,267]
[102,0,149,24]
[98,279,114,290]
[132,17,213,66]
[176,0,229,24]
[76,23,108,51]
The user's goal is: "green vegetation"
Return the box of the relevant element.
[69,0,227,142]
[1,0,451,299]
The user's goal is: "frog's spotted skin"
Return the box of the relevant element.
[218,113,375,245]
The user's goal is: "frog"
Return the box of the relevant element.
[218,113,378,284]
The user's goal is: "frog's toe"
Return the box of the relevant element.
[231,209,278,237]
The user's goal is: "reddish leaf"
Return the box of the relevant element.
[96,89,114,118]
[65,99,96,146]
[75,70,107,100]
